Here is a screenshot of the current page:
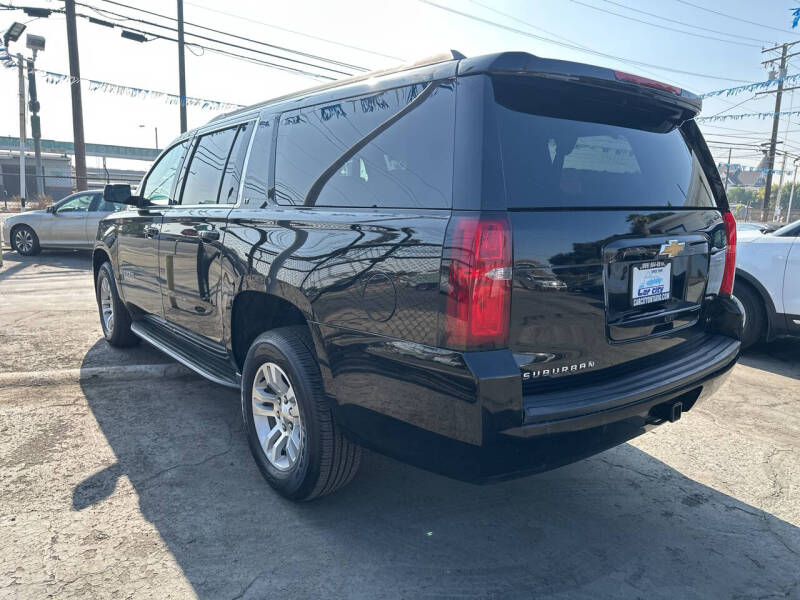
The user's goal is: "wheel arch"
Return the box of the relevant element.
[92,246,112,281]
[229,289,328,376]
[735,268,779,341]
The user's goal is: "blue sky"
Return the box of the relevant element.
[2,0,800,170]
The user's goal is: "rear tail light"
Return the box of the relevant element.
[720,211,737,295]
[443,214,512,350]
[613,70,682,95]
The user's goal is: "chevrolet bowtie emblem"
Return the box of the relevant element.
[659,240,685,259]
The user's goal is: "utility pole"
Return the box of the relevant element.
[724,148,732,192]
[16,53,26,208]
[177,0,187,133]
[65,0,88,191]
[774,151,788,221]
[787,159,798,223]
[759,42,800,221]
[26,57,43,198]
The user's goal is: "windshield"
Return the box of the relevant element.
[771,219,800,237]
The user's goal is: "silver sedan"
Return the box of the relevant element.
[2,190,122,255]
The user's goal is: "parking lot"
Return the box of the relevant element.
[1,247,798,599]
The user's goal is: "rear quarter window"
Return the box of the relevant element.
[274,81,455,209]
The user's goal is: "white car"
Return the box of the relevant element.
[733,219,800,348]
[2,190,121,255]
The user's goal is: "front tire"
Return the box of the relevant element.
[95,261,139,347]
[242,326,361,501]
[733,280,765,350]
[11,225,40,256]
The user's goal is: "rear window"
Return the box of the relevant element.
[494,82,715,209]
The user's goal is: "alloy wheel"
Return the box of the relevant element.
[14,228,33,254]
[99,276,115,335]
[252,362,303,471]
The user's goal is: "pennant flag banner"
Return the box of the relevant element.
[717,162,792,176]
[0,43,16,69]
[697,109,800,123]
[1,45,243,112]
[38,69,245,111]
[700,73,800,99]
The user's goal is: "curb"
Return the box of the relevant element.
[0,363,193,387]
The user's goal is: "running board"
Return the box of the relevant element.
[131,320,240,389]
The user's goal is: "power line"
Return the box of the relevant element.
[465,0,684,87]
[183,0,404,63]
[418,0,753,83]
[707,95,758,118]
[568,0,762,47]
[90,0,368,73]
[73,13,338,80]
[1,2,340,79]
[673,0,800,38]
[75,1,358,76]
[594,0,772,44]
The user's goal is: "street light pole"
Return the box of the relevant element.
[16,53,26,208]
[26,56,44,199]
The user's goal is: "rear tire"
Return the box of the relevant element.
[241,325,361,501]
[733,280,765,350]
[11,225,40,256]
[95,261,139,347]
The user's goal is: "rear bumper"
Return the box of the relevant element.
[323,324,740,483]
[511,334,740,438]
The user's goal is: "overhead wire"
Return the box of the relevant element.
[465,0,686,87]
[594,0,772,44]
[567,0,762,47]
[183,0,404,62]
[74,1,358,77]
[417,0,754,83]
[673,0,800,37]
[88,0,368,72]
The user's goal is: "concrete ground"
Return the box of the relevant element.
[0,249,798,600]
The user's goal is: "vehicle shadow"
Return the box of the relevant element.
[75,341,800,599]
[0,249,92,282]
[740,337,800,380]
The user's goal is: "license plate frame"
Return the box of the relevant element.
[631,261,672,307]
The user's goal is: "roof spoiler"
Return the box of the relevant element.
[458,52,702,117]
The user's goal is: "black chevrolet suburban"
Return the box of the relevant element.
[94,51,742,500]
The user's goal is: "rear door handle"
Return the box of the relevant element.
[144,226,159,238]
[199,230,220,241]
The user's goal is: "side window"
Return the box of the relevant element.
[218,122,253,205]
[140,141,189,205]
[95,194,125,212]
[241,119,273,207]
[57,194,93,213]
[180,126,238,205]
[274,81,454,209]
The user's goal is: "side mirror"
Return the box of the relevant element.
[103,183,145,207]
[46,205,56,213]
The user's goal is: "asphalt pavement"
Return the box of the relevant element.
[1,249,798,599]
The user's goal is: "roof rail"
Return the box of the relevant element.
[208,50,466,123]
